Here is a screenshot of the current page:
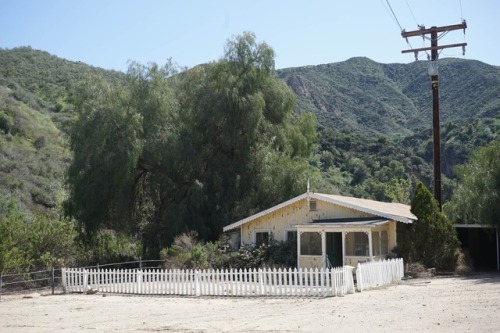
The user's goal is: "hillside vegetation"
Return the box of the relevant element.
[0,42,498,269]
[277,57,500,136]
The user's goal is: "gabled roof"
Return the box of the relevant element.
[311,193,416,224]
[223,192,416,232]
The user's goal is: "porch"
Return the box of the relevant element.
[296,218,397,269]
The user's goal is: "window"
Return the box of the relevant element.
[255,231,269,247]
[309,200,317,211]
[372,231,381,256]
[381,230,389,255]
[300,232,321,255]
[285,230,297,242]
[345,232,369,256]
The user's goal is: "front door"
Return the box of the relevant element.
[326,232,343,267]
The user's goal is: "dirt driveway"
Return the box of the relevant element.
[1,273,499,332]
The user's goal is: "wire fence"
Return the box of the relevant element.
[0,268,60,299]
[0,258,165,300]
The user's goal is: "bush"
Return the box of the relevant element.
[160,231,230,269]
[160,231,297,270]
[28,214,78,269]
[0,112,13,133]
[395,182,460,271]
[80,229,141,266]
[0,193,79,272]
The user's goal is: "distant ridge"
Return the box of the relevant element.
[277,57,500,137]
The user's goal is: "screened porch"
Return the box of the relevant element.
[295,218,397,269]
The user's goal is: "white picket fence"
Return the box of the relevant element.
[355,258,404,292]
[62,266,355,297]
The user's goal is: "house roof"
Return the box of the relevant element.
[311,193,416,224]
[223,192,417,232]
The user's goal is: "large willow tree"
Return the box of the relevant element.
[66,33,317,257]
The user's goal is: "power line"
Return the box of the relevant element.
[379,0,420,60]
[379,0,401,31]
[405,0,419,26]
[459,0,464,21]
[385,0,404,32]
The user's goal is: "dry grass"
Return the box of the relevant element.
[405,262,435,278]
[455,248,473,275]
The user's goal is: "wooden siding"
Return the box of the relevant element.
[241,199,308,244]
[299,256,323,269]
[241,198,378,245]
[309,199,375,221]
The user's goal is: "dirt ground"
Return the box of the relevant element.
[1,273,499,333]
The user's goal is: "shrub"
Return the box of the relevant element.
[160,231,230,269]
[0,193,79,272]
[80,229,141,266]
[395,182,460,271]
[160,231,297,270]
[0,112,13,133]
[27,214,78,269]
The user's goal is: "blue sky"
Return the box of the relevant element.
[1,0,498,72]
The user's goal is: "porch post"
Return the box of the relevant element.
[342,231,346,266]
[368,230,373,261]
[321,231,326,268]
[297,231,301,268]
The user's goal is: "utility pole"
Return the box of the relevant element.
[401,21,467,209]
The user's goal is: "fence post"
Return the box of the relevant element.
[259,269,264,296]
[61,268,66,293]
[83,269,88,293]
[356,263,363,292]
[51,267,55,295]
[137,270,142,294]
[139,257,142,270]
[0,271,3,301]
[195,270,200,296]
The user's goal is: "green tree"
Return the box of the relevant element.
[66,76,142,234]
[66,32,317,256]
[66,64,179,256]
[1,192,78,273]
[176,32,316,241]
[396,182,460,271]
[0,194,30,273]
[445,139,500,227]
[385,177,411,204]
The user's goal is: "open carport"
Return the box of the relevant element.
[455,224,499,271]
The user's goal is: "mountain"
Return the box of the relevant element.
[0,47,498,215]
[277,57,500,137]
[0,47,125,214]
[277,57,498,200]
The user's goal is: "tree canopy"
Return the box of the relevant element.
[445,139,500,227]
[396,182,460,271]
[65,32,317,257]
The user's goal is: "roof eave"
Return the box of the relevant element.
[222,193,308,232]
[311,193,416,224]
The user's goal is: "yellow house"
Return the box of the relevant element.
[223,192,417,269]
